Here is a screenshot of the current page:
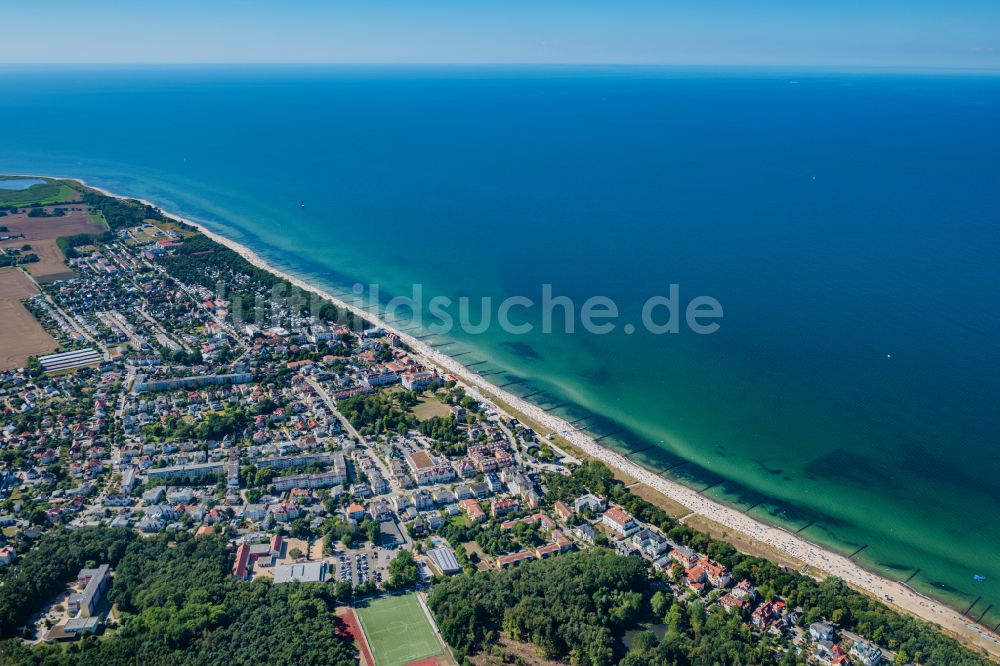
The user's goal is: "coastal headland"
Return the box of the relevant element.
[34,173,998,659]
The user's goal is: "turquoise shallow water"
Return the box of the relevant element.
[1,65,998,625]
[0,178,45,189]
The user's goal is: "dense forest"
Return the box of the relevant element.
[81,191,168,232]
[0,532,357,666]
[339,391,418,435]
[419,414,470,455]
[428,549,649,665]
[0,528,135,639]
[431,545,788,666]
[429,539,993,666]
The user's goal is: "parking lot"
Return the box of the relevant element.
[334,544,397,587]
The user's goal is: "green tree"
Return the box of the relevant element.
[386,550,419,590]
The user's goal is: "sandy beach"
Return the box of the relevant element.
[51,175,1000,659]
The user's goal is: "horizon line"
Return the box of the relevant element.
[1,61,999,73]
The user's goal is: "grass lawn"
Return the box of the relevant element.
[154,219,198,237]
[132,219,195,240]
[412,395,453,421]
[447,514,470,527]
[460,540,487,561]
[356,593,443,666]
[87,209,108,229]
[0,179,80,207]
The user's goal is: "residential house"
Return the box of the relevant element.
[601,507,638,537]
[809,622,836,642]
[719,579,757,613]
[629,528,669,558]
[702,558,732,587]
[345,502,366,522]
[572,523,598,544]
[573,493,606,514]
[242,503,268,521]
[669,544,699,568]
[553,500,573,522]
[850,640,883,666]
[496,550,535,569]
[813,640,836,665]
[432,488,456,505]
[370,499,394,522]
[458,498,486,523]
[751,600,782,630]
[270,502,300,522]
[491,497,520,517]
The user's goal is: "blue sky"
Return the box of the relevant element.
[2,0,998,68]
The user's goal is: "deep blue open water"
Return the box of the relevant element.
[1,65,998,623]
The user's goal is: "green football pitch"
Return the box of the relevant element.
[356,593,444,666]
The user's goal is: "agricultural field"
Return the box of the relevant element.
[0,207,106,282]
[0,267,57,370]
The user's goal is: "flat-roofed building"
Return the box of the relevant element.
[119,466,136,495]
[67,564,110,618]
[273,561,329,584]
[405,449,454,485]
[272,470,343,492]
[257,452,334,471]
[146,461,225,480]
[426,546,462,576]
[63,617,101,635]
[134,372,253,393]
[38,348,102,374]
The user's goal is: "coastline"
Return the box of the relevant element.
[41,175,1000,658]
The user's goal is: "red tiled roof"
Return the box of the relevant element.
[603,507,634,527]
[232,544,250,578]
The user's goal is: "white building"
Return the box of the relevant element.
[601,507,638,537]
[574,493,606,514]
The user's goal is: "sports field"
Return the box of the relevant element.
[355,593,443,666]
